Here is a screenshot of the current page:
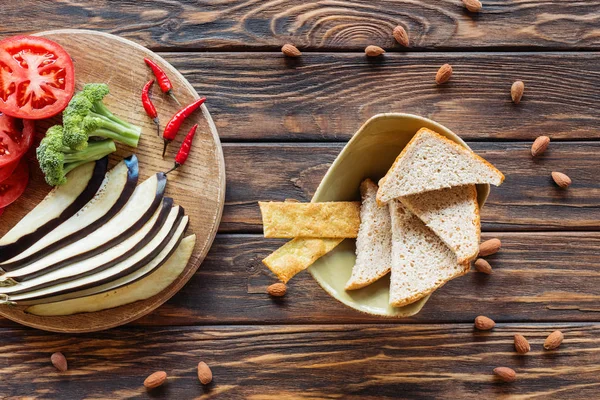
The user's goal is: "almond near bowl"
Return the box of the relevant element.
[308,113,490,317]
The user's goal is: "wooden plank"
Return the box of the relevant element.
[167,52,600,141]
[0,323,598,399]
[3,1,600,51]
[220,142,600,232]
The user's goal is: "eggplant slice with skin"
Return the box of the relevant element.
[0,156,139,272]
[0,201,181,295]
[0,158,108,263]
[25,235,197,316]
[14,211,188,305]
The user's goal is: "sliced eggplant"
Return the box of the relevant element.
[0,201,180,295]
[0,156,139,271]
[14,213,188,305]
[0,173,166,284]
[25,235,197,316]
[0,158,108,263]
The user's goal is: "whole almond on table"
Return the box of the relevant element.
[144,371,167,389]
[51,352,68,372]
[531,136,550,157]
[494,367,516,382]
[365,45,385,57]
[474,315,495,330]
[511,80,525,104]
[267,282,287,297]
[474,258,493,274]
[479,238,501,257]
[198,361,213,385]
[544,330,564,350]
[393,25,409,47]
[435,64,453,84]
[514,334,531,354]
[281,44,301,57]
[552,172,571,189]
[463,0,482,12]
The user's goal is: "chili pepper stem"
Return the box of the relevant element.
[165,162,181,175]
[168,90,181,106]
[153,117,160,136]
[162,139,171,158]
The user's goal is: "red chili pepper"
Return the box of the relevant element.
[144,57,181,106]
[162,97,206,157]
[141,79,160,136]
[166,124,198,174]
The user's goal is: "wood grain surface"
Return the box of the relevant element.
[0,324,599,399]
[2,1,600,51]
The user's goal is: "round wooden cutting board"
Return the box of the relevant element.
[0,30,225,333]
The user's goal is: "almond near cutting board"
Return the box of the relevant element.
[0,29,226,333]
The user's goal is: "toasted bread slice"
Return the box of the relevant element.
[345,179,392,290]
[400,185,480,263]
[388,200,469,307]
[377,128,504,203]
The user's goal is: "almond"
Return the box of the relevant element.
[473,258,492,274]
[531,136,550,157]
[514,334,531,354]
[463,0,482,12]
[474,315,495,330]
[552,172,571,189]
[50,352,68,372]
[544,330,564,350]
[493,367,516,382]
[198,361,213,385]
[144,371,167,389]
[365,45,385,57]
[393,25,409,47]
[267,282,287,297]
[281,44,301,58]
[435,64,453,84]
[511,80,525,104]
[479,238,501,257]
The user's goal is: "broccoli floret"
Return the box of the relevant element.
[36,125,117,186]
[62,83,142,151]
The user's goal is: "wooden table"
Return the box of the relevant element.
[2,1,600,398]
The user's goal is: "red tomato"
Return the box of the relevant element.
[0,36,75,119]
[0,159,29,208]
[0,113,35,168]
[0,158,19,182]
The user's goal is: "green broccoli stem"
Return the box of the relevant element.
[92,101,140,132]
[88,112,141,148]
[63,140,117,175]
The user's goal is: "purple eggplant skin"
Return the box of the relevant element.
[11,201,183,296]
[0,158,109,263]
[0,155,140,272]
[18,203,189,303]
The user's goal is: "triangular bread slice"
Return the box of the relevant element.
[400,185,480,263]
[377,128,504,203]
[345,179,392,290]
[388,199,469,307]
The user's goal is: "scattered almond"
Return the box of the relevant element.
[531,136,550,157]
[281,44,301,58]
[494,367,516,382]
[393,26,409,47]
[479,238,501,257]
[474,315,495,330]
[365,45,385,57]
[50,352,68,372]
[198,361,213,385]
[144,371,167,389]
[435,64,453,84]
[267,282,287,297]
[473,258,493,274]
[514,334,531,354]
[544,330,564,350]
[552,172,571,189]
[511,80,525,104]
[463,0,482,12]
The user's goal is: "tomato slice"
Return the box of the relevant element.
[0,113,35,168]
[0,159,29,208]
[0,158,19,183]
[0,36,75,119]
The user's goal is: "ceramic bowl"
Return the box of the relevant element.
[308,113,490,317]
